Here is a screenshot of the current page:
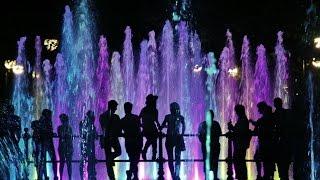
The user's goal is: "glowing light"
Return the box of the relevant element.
[314,37,320,48]
[192,64,202,73]
[228,67,239,77]
[4,60,17,69]
[32,71,40,79]
[12,64,24,75]
[312,58,320,68]
[44,39,59,51]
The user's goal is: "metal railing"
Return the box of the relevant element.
[22,132,266,179]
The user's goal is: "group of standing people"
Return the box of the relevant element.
[99,94,186,180]
[24,93,185,180]
[197,97,292,180]
[0,95,293,180]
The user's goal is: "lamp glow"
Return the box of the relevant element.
[228,67,239,77]
[32,71,40,79]
[44,39,59,51]
[314,37,320,49]
[312,58,320,68]
[192,64,202,73]
[12,64,24,75]
[4,60,17,69]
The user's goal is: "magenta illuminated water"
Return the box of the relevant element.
[9,1,295,179]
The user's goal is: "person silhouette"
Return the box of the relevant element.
[273,97,291,180]
[228,105,251,180]
[250,102,276,180]
[23,128,31,162]
[198,110,221,180]
[57,114,73,180]
[121,102,143,180]
[79,110,98,180]
[99,100,121,180]
[31,118,42,179]
[140,94,160,160]
[38,109,58,180]
[161,102,186,180]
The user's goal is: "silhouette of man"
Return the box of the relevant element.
[38,109,58,180]
[161,102,186,180]
[99,100,121,180]
[57,114,73,180]
[273,97,291,180]
[250,102,276,180]
[228,105,250,180]
[122,102,143,180]
[79,110,98,180]
[198,110,221,180]
[140,94,160,160]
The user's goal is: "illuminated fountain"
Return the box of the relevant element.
[8,1,294,179]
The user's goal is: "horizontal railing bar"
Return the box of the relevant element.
[51,133,241,138]
[25,159,277,163]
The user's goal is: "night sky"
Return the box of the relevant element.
[0,0,307,98]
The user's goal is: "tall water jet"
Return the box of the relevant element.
[33,36,44,120]
[42,59,53,110]
[122,26,135,103]
[136,40,151,111]
[109,52,125,115]
[61,5,75,111]
[239,36,254,118]
[254,44,272,113]
[53,53,68,128]
[177,21,191,127]
[190,32,205,123]
[160,20,175,117]
[307,72,316,180]
[12,37,33,129]
[204,52,218,112]
[274,31,290,108]
[217,30,239,126]
[147,31,159,95]
[95,35,109,116]
[74,0,96,119]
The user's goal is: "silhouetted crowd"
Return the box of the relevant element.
[0,95,296,180]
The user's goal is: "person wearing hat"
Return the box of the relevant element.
[160,102,186,180]
[140,94,160,160]
[99,100,122,180]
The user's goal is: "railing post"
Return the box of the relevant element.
[157,132,165,180]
